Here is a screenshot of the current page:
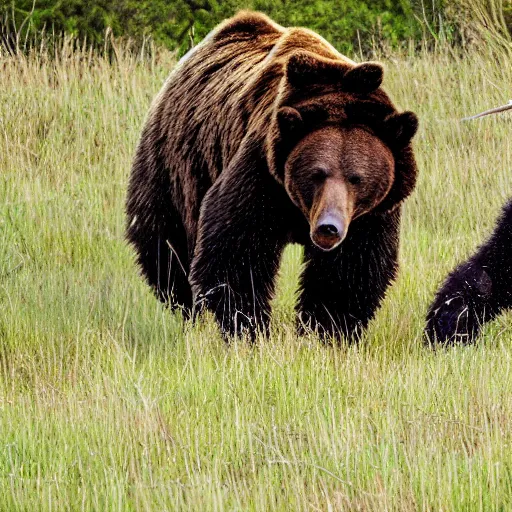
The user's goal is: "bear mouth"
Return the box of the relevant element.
[310,232,343,251]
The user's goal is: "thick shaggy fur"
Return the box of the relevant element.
[126,11,418,341]
[426,200,512,345]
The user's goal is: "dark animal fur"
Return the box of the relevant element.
[126,11,419,341]
[426,200,512,345]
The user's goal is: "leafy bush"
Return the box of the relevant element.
[2,0,511,55]
[2,0,426,55]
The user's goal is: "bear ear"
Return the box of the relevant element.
[286,52,347,88]
[342,62,384,93]
[383,111,419,147]
[269,107,304,182]
[276,106,303,135]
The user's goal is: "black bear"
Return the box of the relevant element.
[426,200,512,344]
[126,11,419,341]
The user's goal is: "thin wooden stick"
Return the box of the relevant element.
[462,100,512,121]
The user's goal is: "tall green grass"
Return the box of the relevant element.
[2,39,512,510]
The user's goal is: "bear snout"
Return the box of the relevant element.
[311,212,346,251]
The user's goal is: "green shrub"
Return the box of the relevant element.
[1,0,428,56]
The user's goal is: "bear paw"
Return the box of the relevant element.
[425,265,494,346]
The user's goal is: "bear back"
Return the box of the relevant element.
[143,11,417,233]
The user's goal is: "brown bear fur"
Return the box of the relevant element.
[126,11,419,340]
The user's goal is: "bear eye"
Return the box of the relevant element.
[311,168,328,182]
[348,174,361,185]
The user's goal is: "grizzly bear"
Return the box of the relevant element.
[426,200,512,345]
[126,11,419,341]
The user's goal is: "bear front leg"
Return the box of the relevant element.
[425,200,512,345]
[297,210,400,342]
[189,154,289,339]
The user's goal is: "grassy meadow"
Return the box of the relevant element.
[2,38,512,510]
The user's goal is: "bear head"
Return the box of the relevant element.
[266,51,418,251]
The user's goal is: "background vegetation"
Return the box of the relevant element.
[3,0,512,510]
[3,0,512,55]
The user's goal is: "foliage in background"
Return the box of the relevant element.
[2,0,499,57]
[444,0,512,49]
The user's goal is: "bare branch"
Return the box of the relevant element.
[462,100,512,121]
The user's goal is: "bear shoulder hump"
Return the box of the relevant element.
[213,11,284,42]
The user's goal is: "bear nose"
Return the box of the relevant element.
[316,222,340,237]
[311,213,346,251]
[316,215,343,238]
